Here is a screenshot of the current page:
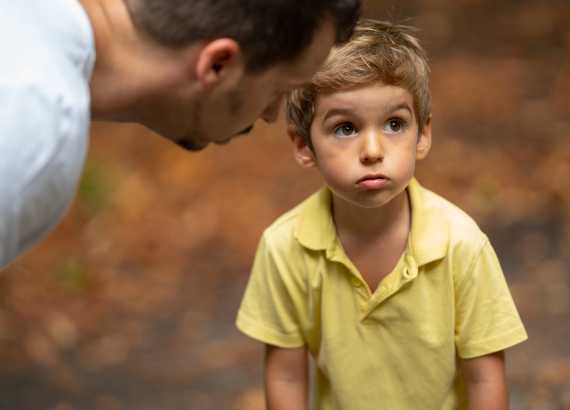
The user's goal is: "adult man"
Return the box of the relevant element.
[0,0,360,268]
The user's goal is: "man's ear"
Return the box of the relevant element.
[288,125,316,168]
[194,39,244,90]
[416,115,432,160]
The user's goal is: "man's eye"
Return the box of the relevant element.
[334,123,357,138]
[384,118,405,133]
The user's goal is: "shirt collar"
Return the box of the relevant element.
[407,178,448,266]
[294,187,337,252]
[294,178,449,267]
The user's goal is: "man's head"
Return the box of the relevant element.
[287,19,431,149]
[122,0,360,151]
[125,0,359,72]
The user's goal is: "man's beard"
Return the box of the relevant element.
[175,99,207,151]
[229,88,254,136]
[174,89,252,151]
[236,125,254,135]
[175,138,208,151]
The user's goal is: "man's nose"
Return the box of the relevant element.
[360,131,384,164]
[260,95,284,124]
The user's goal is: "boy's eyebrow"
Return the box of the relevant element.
[323,108,354,122]
[322,102,413,122]
[383,102,414,115]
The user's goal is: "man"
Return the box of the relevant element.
[0,0,360,268]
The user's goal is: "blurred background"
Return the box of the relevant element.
[1,0,569,409]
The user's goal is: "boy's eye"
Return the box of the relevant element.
[334,123,357,138]
[384,118,405,133]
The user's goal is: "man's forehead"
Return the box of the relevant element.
[281,18,336,82]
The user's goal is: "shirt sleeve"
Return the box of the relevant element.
[454,237,528,359]
[0,84,81,268]
[236,232,307,348]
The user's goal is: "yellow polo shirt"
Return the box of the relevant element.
[236,179,527,410]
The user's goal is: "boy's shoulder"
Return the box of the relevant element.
[414,181,488,249]
[262,188,331,251]
[265,189,323,235]
[267,195,314,232]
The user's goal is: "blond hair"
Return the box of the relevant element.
[287,19,431,145]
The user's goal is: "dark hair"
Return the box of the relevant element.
[125,0,360,72]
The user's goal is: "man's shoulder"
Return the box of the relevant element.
[0,0,94,91]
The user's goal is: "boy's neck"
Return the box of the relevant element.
[332,188,412,292]
[332,188,411,243]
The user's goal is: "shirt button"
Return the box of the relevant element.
[351,277,362,287]
[404,267,417,279]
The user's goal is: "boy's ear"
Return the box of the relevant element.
[194,38,244,90]
[416,115,432,160]
[288,125,316,168]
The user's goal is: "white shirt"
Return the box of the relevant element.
[0,0,95,268]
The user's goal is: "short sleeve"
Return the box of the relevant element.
[0,84,86,268]
[454,238,528,358]
[236,232,307,348]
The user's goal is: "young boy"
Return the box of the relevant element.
[236,19,527,410]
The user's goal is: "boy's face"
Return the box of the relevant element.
[294,83,431,210]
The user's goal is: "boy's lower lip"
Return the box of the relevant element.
[357,178,389,189]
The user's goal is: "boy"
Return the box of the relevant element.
[236,19,527,410]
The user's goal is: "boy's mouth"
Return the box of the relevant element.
[357,173,388,182]
[356,174,389,189]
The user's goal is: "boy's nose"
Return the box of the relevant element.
[360,131,384,164]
